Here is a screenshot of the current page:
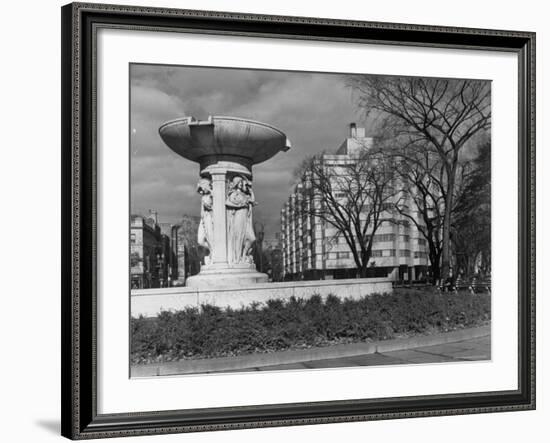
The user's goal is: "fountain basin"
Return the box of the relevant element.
[159,115,291,171]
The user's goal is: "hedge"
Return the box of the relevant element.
[131,290,490,364]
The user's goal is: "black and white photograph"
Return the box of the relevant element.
[2,0,544,441]
[129,64,492,377]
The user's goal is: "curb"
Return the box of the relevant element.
[131,324,490,377]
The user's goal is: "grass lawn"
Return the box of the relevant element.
[131,289,490,365]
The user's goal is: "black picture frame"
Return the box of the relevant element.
[61,2,536,439]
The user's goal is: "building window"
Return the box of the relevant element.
[417,238,427,246]
[130,233,136,244]
[414,251,428,259]
[401,235,410,243]
[387,249,396,257]
[371,250,383,257]
[399,249,411,257]
[373,233,395,242]
[337,252,350,259]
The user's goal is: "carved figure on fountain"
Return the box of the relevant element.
[226,175,256,265]
[197,178,214,264]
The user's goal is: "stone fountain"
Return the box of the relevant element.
[159,115,291,288]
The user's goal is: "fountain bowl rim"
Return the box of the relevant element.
[158,115,288,140]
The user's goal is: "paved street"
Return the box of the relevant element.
[241,335,490,372]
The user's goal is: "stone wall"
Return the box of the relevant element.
[131,277,392,318]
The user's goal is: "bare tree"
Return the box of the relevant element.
[452,141,491,277]
[296,149,395,278]
[347,76,491,279]
[383,142,471,283]
[391,146,445,282]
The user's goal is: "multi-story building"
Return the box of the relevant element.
[130,215,172,289]
[158,222,187,286]
[280,124,429,282]
[175,214,202,280]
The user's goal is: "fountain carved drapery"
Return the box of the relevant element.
[196,174,257,267]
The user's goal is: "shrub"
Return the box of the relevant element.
[131,290,490,364]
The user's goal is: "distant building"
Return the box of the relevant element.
[130,215,172,289]
[266,245,284,282]
[170,224,187,286]
[176,215,202,280]
[158,222,187,286]
[252,234,284,282]
[280,124,429,282]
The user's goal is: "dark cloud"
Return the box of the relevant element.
[130,64,367,236]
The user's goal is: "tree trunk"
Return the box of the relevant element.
[441,164,456,280]
[358,250,369,278]
[429,250,441,285]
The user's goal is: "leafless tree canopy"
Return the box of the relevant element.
[295,149,396,278]
[389,144,474,281]
[348,76,491,279]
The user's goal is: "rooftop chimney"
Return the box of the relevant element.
[349,122,357,138]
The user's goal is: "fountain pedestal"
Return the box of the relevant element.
[186,162,269,288]
[159,116,290,288]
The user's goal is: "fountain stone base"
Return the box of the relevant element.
[185,263,269,289]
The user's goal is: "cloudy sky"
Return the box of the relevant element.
[130,64,376,240]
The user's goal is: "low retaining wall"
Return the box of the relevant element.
[131,277,392,318]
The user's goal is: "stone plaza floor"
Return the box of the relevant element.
[239,335,491,372]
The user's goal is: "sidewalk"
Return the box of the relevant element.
[247,334,490,372]
[131,325,490,377]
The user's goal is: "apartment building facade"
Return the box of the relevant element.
[280,124,430,282]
